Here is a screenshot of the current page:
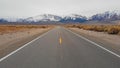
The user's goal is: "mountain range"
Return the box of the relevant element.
[0,11,120,24]
[90,11,120,21]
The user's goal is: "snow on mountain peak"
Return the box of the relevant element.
[26,14,62,22]
[63,14,87,20]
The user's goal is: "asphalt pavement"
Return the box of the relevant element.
[0,26,120,68]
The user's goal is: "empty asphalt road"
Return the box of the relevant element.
[0,26,120,68]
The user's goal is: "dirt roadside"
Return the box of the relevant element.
[0,28,52,58]
[69,28,120,54]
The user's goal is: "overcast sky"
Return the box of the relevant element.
[0,0,120,18]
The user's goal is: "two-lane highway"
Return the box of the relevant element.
[0,26,120,68]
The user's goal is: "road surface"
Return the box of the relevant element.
[0,26,120,68]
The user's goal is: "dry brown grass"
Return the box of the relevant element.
[0,25,49,35]
[66,24,120,35]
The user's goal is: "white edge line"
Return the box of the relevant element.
[65,28,120,58]
[0,29,53,62]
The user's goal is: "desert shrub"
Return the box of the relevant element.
[72,25,76,27]
[107,27,119,34]
[81,25,92,30]
[0,25,49,34]
[67,24,120,35]
[80,25,104,32]
[41,26,47,28]
[93,26,106,32]
[77,25,83,29]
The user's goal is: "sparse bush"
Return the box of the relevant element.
[93,26,105,32]
[0,25,49,34]
[107,27,119,34]
[67,24,120,35]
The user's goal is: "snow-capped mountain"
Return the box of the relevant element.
[60,14,87,22]
[25,14,62,22]
[90,11,120,21]
[64,14,86,20]
[24,14,87,23]
[1,11,120,24]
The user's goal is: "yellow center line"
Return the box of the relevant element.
[59,37,62,45]
[58,31,62,45]
[59,37,62,44]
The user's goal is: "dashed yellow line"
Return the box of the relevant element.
[58,31,62,45]
[59,37,62,45]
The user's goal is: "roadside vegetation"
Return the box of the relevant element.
[0,25,49,35]
[66,24,120,35]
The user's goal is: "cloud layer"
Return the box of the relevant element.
[0,0,120,18]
